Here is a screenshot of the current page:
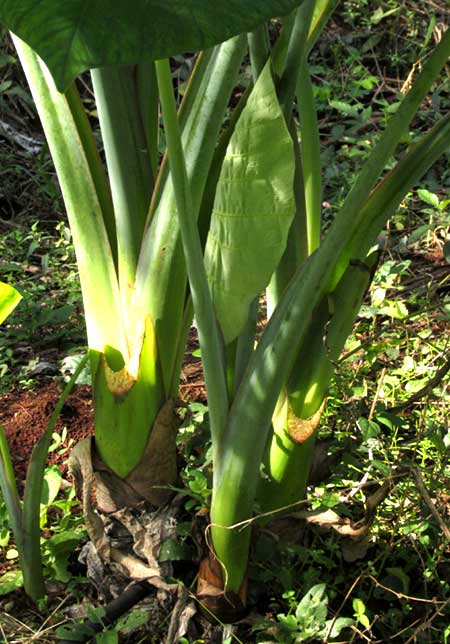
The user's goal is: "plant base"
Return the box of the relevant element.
[197,553,248,624]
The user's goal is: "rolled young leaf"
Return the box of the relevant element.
[0,0,305,91]
[204,60,296,344]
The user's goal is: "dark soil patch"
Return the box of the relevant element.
[0,382,94,485]
[0,328,205,484]
[180,327,207,404]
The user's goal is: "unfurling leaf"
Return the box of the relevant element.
[204,61,295,344]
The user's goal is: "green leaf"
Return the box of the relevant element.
[204,61,295,344]
[417,188,439,208]
[40,465,62,507]
[278,614,298,631]
[353,601,371,629]
[1,0,304,91]
[56,624,96,641]
[296,583,327,620]
[0,527,10,547]
[329,99,361,116]
[44,530,87,580]
[0,569,23,595]
[46,529,85,552]
[0,281,22,325]
[95,631,118,644]
[326,616,354,637]
[158,538,192,562]
[116,609,148,633]
[353,597,366,617]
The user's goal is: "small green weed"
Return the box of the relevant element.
[56,606,149,643]
[177,402,213,511]
[0,221,85,389]
[0,465,86,596]
[254,584,353,642]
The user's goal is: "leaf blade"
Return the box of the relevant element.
[204,61,295,344]
[1,0,304,90]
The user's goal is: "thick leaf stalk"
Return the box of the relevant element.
[297,61,322,254]
[91,65,153,316]
[155,57,229,452]
[134,36,247,396]
[92,318,165,478]
[259,254,377,514]
[211,111,450,597]
[12,36,125,359]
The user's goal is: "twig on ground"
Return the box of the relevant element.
[403,597,450,644]
[324,576,362,644]
[368,575,446,605]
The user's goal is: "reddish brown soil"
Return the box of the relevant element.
[0,382,94,485]
[0,333,206,485]
[180,329,207,404]
[0,344,205,578]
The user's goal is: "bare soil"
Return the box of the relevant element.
[0,383,94,485]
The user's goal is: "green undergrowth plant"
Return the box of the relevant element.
[0,464,86,598]
[1,0,450,624]
[0,222,84,390]
[254,584,354,642]
[0,347,88,602]
[56,605,149,644]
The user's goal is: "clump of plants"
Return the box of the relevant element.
[0,2,449,640]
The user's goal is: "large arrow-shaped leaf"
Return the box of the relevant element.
[0,0,303,91]
[204,61,295,345]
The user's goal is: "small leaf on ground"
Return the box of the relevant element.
[0,569,23,595]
